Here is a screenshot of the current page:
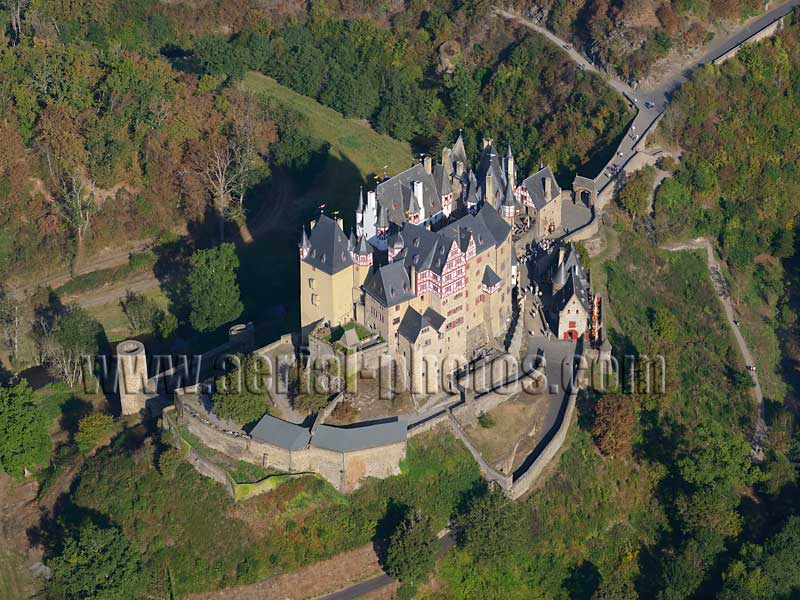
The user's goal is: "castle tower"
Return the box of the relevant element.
[117,340,148,416]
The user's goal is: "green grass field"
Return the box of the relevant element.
[241,72,414,180]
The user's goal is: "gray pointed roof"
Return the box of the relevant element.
[398,306,446,343]
[377,203,389,228]
[375,163,442,225]
[357,187,365,213]
[348,230,356,251]
[363,260,415,307]
[465,170,479,205]
[433,163,451,198]
[451,133,468,167]
[522,166,561,210]
[554,270,591,313]
[502,180,516,207]
[304,215,353,275]
[300,227,310,250]
[477,143,507,206]
[356,235,372,256]
[482,265,502,288]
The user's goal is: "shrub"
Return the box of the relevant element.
[477,412,496,428]
[75,413,115,454]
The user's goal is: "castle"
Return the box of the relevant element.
[298,134,598,392]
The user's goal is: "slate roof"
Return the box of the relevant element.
[397,306,446,343]
[433,163,451,198]
[251,414,311,450]
[477,143,507,206]
[522,167,561,209]
[310,418,407,452]
[554,270,591,313]
[465,170,480,206]
[450,133,468,168]
[482,265,501,288]
[475,202,512,246]
[376,163,442,225]
[304,215,353,275]
[572,174,597,193]
[363,260,415,307]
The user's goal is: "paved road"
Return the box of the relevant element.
[314,534,456,600]
[499,0,800,193]
[662,238,767,442]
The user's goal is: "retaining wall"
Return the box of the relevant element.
[713,15,785,65]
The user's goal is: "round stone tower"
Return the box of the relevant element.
[117,340,148,416]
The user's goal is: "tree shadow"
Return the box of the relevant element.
[373,497,411,567]
[562,560,601,599]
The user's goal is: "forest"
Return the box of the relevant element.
[1,0,799,599]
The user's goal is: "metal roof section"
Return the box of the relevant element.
[251,414,311,450]
[311,418,407,452]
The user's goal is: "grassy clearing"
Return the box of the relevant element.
[242,72,413,180]
[54,250,156,297]
[86,286,169,343]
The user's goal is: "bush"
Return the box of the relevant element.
[154,310,178,340]
[212,354,270,426]
[477,412,496,428]
[74,413,115,454]
[120,290,159,335]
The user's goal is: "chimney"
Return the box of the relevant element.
[544,175,552,201]
[336,217,344,231]
[310,219,316,230]
[456,161,465,176]
[423,156,432,175]
[413,180,425,221]
[486,173,493,205]
[442,147,452,175]
[410,267,417,295]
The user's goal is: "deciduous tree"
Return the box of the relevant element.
[186,243,243,332]
[0,379,50,477]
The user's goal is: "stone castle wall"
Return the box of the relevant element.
[172,398,406,494]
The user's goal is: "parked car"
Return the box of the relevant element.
[645,101,655,109]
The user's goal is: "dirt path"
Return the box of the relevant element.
[0,474,43,599]
[662,238,768,443]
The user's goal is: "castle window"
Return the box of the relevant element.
[308,278,315,289]
[311,293,319,306]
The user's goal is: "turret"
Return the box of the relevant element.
[389,232,405,262]
[376,203,389,242]
[506,145,515,190]
[355,187,365,237]
[501,181,516,222]
[466,171,479,215]
[299,226,311,259]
